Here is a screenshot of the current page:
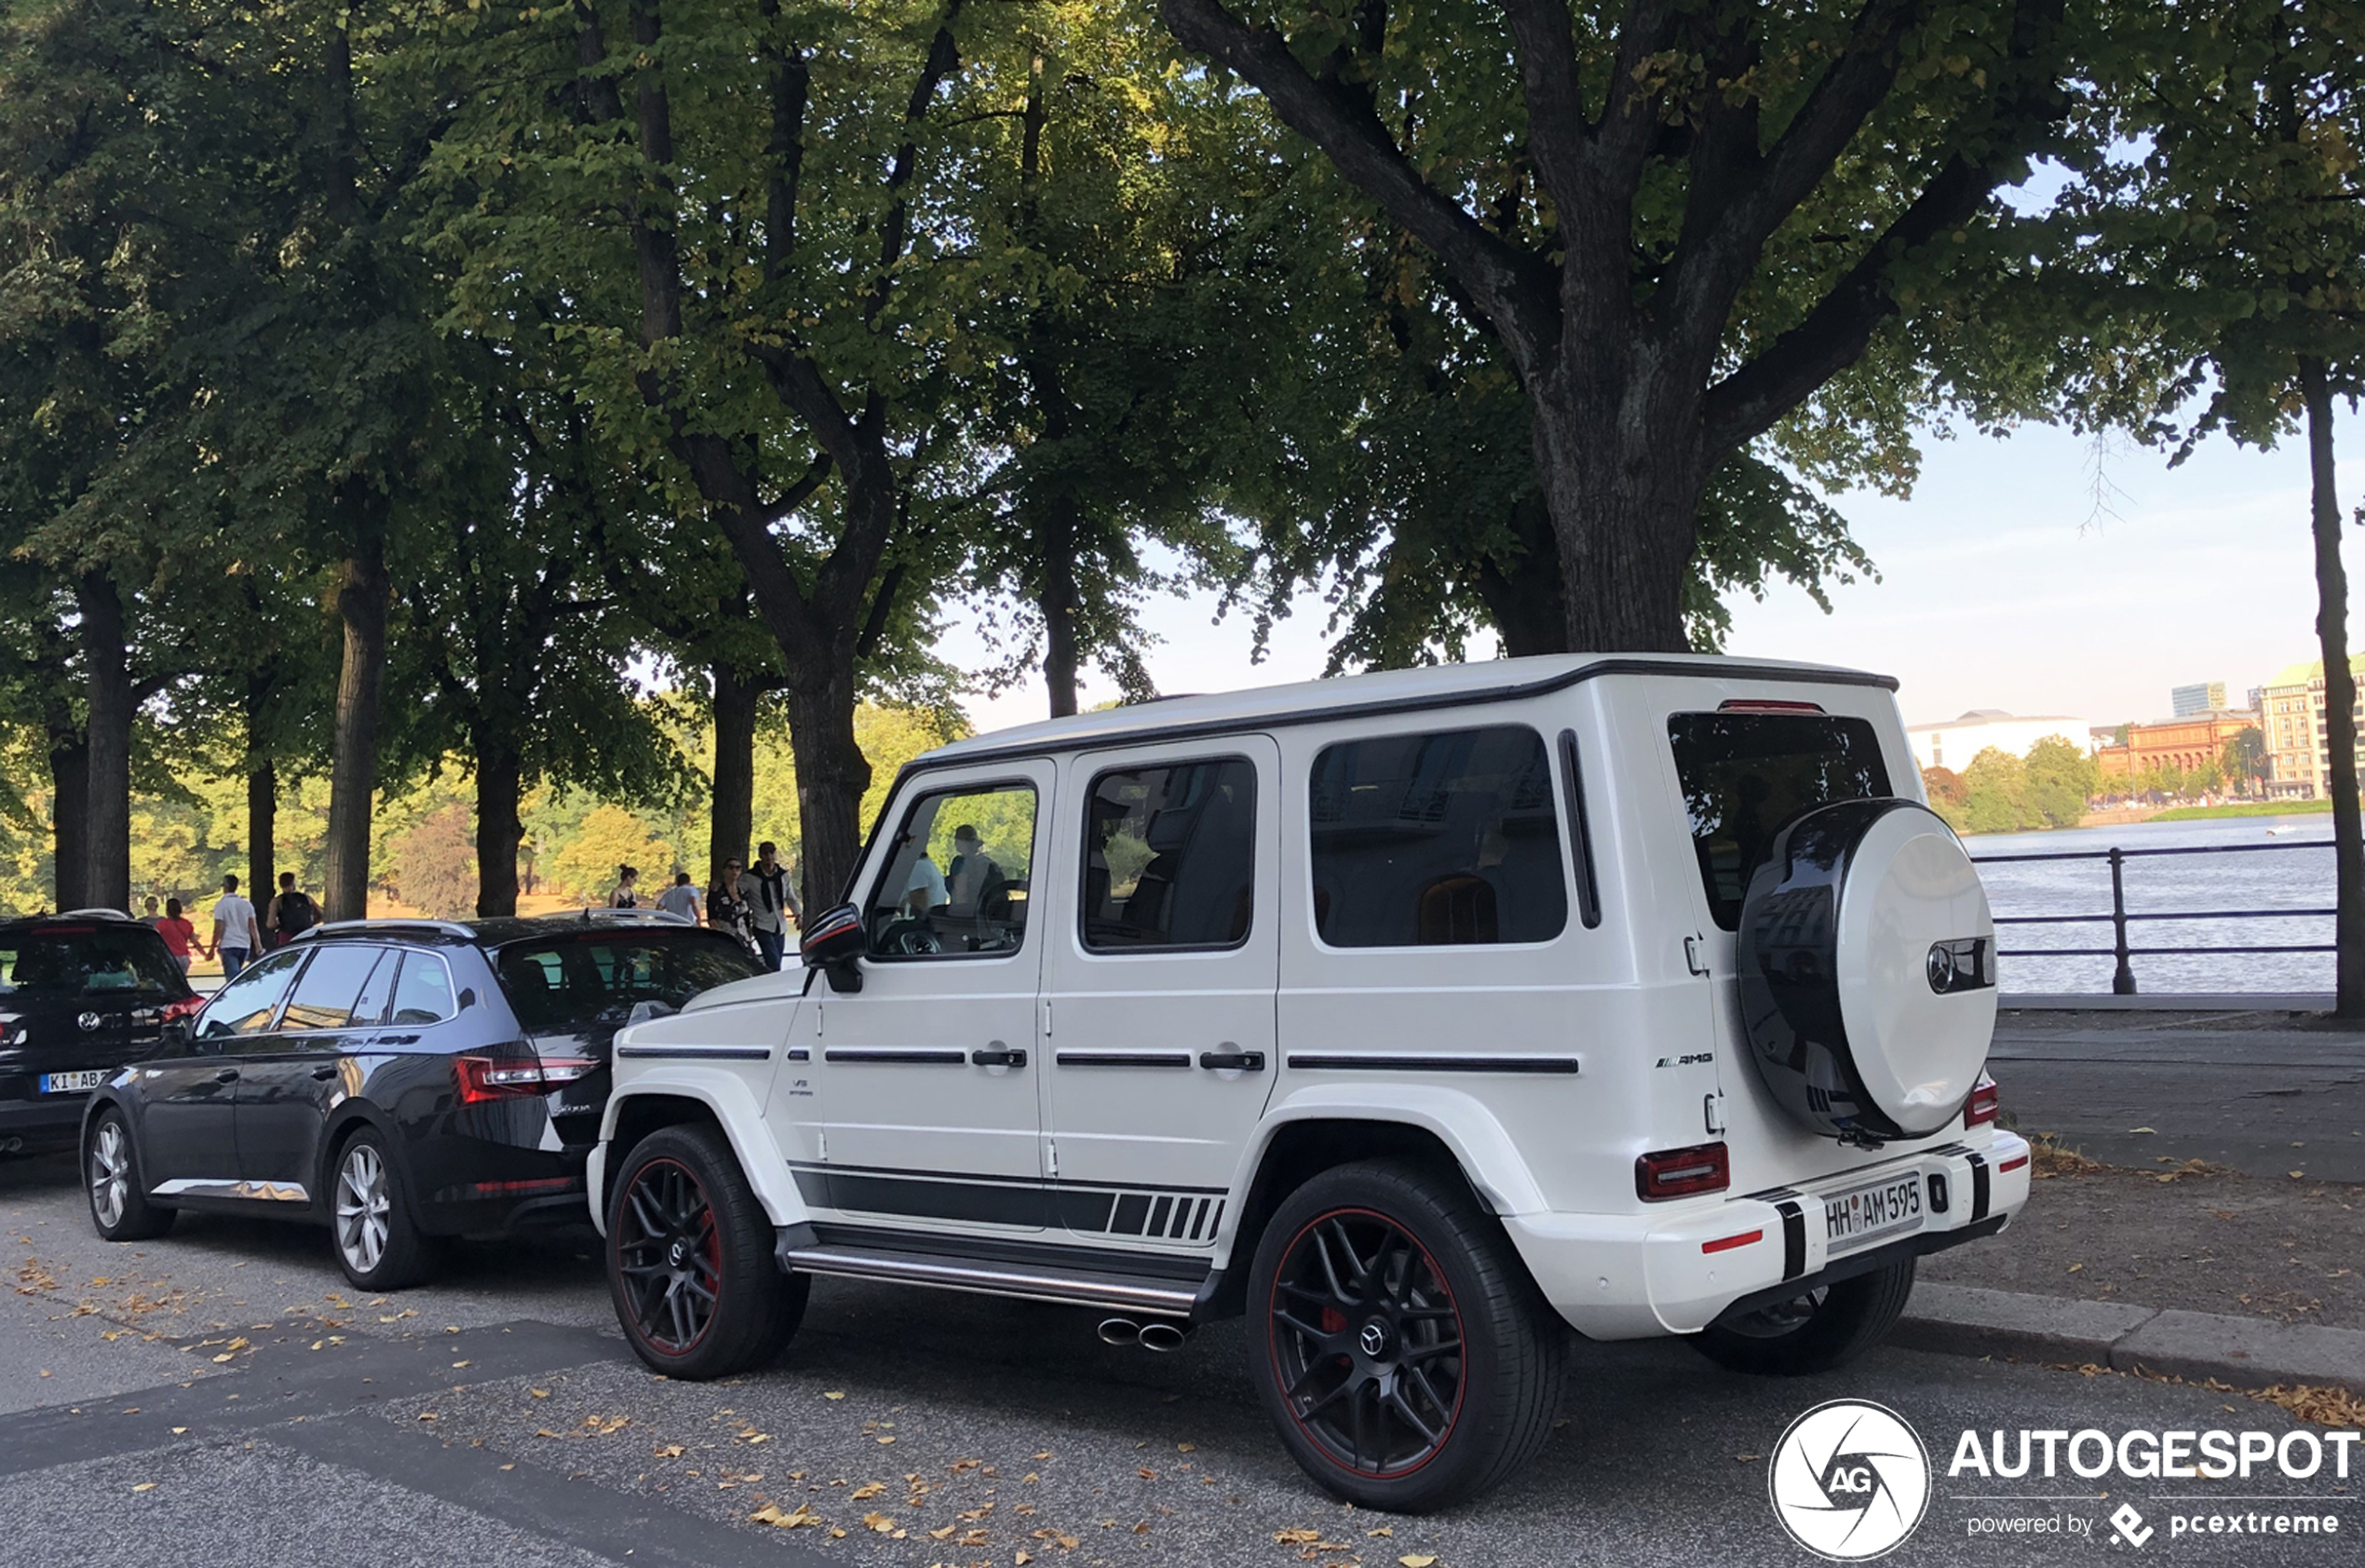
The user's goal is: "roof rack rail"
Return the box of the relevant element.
[56,907,137,922]
[297,918,479,940]
[570,907,696,926]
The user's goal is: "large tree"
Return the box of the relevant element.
[1160,0,2081,652]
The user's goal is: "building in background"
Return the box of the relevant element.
[1907,710,2092,774]
[2171,681,2227,716]
[2093,708,2263,787]
[2259,656,2365,799]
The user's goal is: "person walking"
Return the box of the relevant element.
[709,858,756,956]
[611,865,641,909]
[141,896,163,927]
[739,842,800,970]
[210,874,260,979]
[157,899,196,975]
[265,872,319,948]
[655,871,702,923]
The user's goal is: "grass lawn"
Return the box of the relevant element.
[2148,799,2335,821]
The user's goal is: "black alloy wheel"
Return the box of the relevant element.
[1269,1209,1466,1479]
[615,1156,724,1356]
[605,1124,806,1379]
[1247,1159,1566,1512]
[1690,1256,1917,1375]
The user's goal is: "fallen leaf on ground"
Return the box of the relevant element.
[529,1388,549,1399]
[1399,1555,1438,1567]
[822,1390,845,1400]
[851,1482,886,1500]
[748,1503,820,1529]
[131,1483,156,1494]
[653,1444,685,1458]
[1277,1530,1323,1545]
[862,1512,896,1534]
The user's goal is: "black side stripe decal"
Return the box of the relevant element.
[823,1048,966,1065]
[615,1046,771,1061]
[792,1166,1227,1243]
[1054,1052,1192,1068]
[1287,1054,1580,1075]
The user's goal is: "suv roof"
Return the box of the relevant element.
[920,652,1899,770]
[293,911,704,949]
[1,909,142,928]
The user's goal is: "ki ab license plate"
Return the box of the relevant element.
[38,1070,108,1095]
[1825,1173,1924,1253]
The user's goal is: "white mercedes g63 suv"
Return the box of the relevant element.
[591,654,2029,1510]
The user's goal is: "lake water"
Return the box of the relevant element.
[1966,815,2337,995]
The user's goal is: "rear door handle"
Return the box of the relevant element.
[310,1064,340,1080]
[213,1068,239,1084]
[970,1045,1028,1069]
[1197,1049,1265,1072]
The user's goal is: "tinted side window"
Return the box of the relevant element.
[278,945,387,1033]
[0,928,182,996]
[1309,726,1567,948]
[388,953,458,1026]
[196,950,304,1040]
[1083,759,1258,951]
[1668,712,1893,930]
[866,781,1037,957]
[493,936,763,1033]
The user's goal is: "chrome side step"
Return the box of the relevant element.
[777,1239,1199,1318]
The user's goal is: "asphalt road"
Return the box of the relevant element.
[4,1151,2358,1567]
[1990,1012,2365,1183]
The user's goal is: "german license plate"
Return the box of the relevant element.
[1826,1173,1924,1252]
[39,1069,109,1094]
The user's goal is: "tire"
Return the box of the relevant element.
[84,1108,174,1242]
[331,1129,440,1291]
[606,1125,807,1380]
[1247,1159,1567,1512]
[1690,1257,1917,1376]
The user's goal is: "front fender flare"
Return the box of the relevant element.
[596,1069,806,1237]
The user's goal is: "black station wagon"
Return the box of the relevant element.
[80,912,763,1288]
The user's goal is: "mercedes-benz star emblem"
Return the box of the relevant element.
[1358,1322,1388,1358]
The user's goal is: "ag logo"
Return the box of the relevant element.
[1767,1399,1930,1561]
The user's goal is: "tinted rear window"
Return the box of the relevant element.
[0,927,182,997]
[1668,712,1893,929]
[493,934,764,1034]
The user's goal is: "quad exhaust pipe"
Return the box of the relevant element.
[1098,1317,1190,1352]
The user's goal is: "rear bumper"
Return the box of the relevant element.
[1506,1129,2032,1340]
[0,1091,90,1142]
[413,1140,595,1237]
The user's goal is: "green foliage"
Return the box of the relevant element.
[2023,736,2101,828]
[1945,736,2103,834]
[391,804,478,918]
[1960,747,2034,835]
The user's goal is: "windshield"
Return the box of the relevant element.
[0,927,184,998]
[1668,711,1893,929]
[492,933,764,1034]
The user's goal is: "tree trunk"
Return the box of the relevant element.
[783,668,871,916]
[1472,496,1573,657]
[1039,491,1081,718]
[75,573,133,912]
[474,741,523,918]
[710,660,760,894]
[46,720,88,912]
[2300,358,2365,1019]
[245,671,277,904]
[322,489,389,922]
[1528,383,1704,653]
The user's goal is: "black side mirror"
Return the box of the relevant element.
[162,1018,193,1050]
[799,902,867,992]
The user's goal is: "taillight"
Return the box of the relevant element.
[1636,1141,1730,1201]
[454,1055,598,1105]
[161,995,206,1023]
[1964,1075,2000,1129]
[1716,699,1826,714]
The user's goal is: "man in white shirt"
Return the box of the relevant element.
[210,873,261,980]
[902,853,948,917]
[738,842,801,970]
[655,872,703,922]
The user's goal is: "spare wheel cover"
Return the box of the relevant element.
[1739,799,1995,1141]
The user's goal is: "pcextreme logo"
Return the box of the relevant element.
[1768,1399,1933,1561]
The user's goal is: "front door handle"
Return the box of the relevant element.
[213,1067,240,1084]
[310,1064,340,1080]
[1197,1049,1265,1073]
[970,1044,1028,1069]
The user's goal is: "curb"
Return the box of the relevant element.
[1894,1283,2365,1397]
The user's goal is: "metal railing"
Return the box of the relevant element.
[1967,839,2333,994]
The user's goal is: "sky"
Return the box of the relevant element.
[943,418,2361,738]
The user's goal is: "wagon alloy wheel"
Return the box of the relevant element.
[88,1120,129,1230]
[614,1158,723,1356]
[335,1142,393,1276]
[1269,1209,1467,1478]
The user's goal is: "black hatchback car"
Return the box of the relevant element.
[2,912,202,1154]
[79,912,764,1289]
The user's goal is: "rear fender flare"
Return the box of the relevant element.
[1231,1085,1550,1234]
[595,1070,806,1237]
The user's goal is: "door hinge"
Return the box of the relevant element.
[1045,1139,1058,1178]
[815,1000,824,1036]
[817,1129,828,1162]
[1041,999,1054,1038]
[1683,934,1711,978]
[1703,1091,1727,1136]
